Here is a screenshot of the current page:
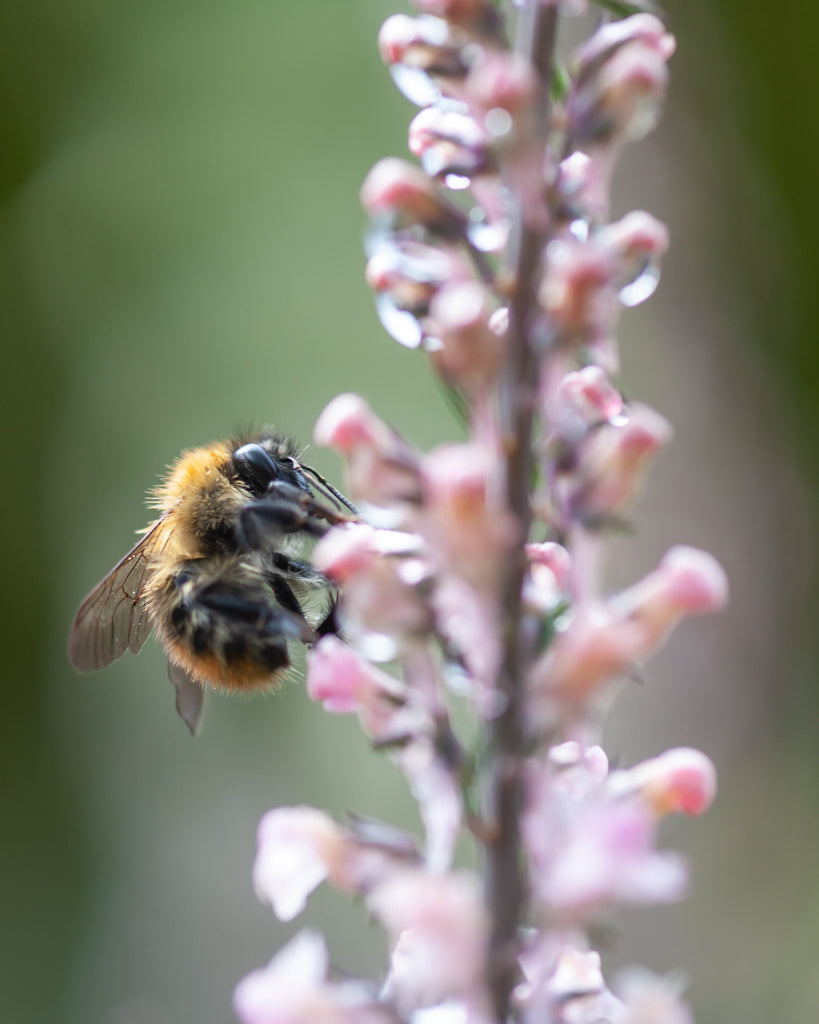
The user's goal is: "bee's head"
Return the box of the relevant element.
[231,442,310,499]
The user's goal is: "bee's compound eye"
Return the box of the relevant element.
[234,443,279,494]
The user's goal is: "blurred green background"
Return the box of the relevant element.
[3,2,819,1022]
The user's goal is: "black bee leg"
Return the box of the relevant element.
[265,564,337,643]
[267,480,354,526]
[238,500,328,552]
[315,597,340,638]
[269,575,307,620]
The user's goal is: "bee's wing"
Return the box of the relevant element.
[167,659,205,735]
[68,518,171,672]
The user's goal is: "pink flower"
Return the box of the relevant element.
[465,51,538,119]
[530,546,727,708]
[420,442,516,589]
[608,747,717,818]
[533,795,688,917]
[234,930,383,1024]
[314,394,421,510]
[253,807,347,921]
[547,741,609,801]
[565,402,672,524]
[539,238,614,342]
[551,366,623,444]
[361,157,465,235]
[568,14,675,146]
[312,524,433,659]
[253,807,420,922]
[369,870,489,1013]
[427,282,503,398]
[307,636,409,738]
[615,969,694,1024]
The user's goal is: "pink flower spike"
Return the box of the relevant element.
[253,807,345,921]
[611,748,717,818]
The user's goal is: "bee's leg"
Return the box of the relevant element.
[269,575,306,619]
[238,500,328,552]
[265,560,337,641]
[267,479,354,526]
[315,597,340,638]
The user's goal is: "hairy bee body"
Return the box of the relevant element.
[69,432,353,731]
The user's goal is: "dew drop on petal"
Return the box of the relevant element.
[359,632,399,663]
[444,173,471,190]
[390,65,441,107]
[466,215,507,253]
[376,293,425,348]
[618,260,661,307]
[488,305,508,336]
[484,107,513,138]
[569,217,590,243]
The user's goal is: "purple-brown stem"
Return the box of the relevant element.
[487,3,558,1021]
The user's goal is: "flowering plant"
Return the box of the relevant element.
[235,3,727,1022]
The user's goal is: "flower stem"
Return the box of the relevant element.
[486,3,558,1021]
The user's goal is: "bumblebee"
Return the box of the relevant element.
[68,432,355,732]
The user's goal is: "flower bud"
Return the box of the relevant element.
[567,402,672,523]
[421,442,516,587]
[539,237,614,341]
[568,15,675,147]
[315,394,422,508]
[552,365,623,444]
[362,157,465,236]
[427,281,503,395]
[411,0,502,38]
[467,51,538,119]
[409,104,493,185]
[378,14,472,106]
[609,747,717,818]
[532,547,727,707]
[609,545,729,650]
[599,210,669,307]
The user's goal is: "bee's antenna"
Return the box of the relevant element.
[302,465,358,516]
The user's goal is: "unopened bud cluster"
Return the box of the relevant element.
[235,4,724,1024]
